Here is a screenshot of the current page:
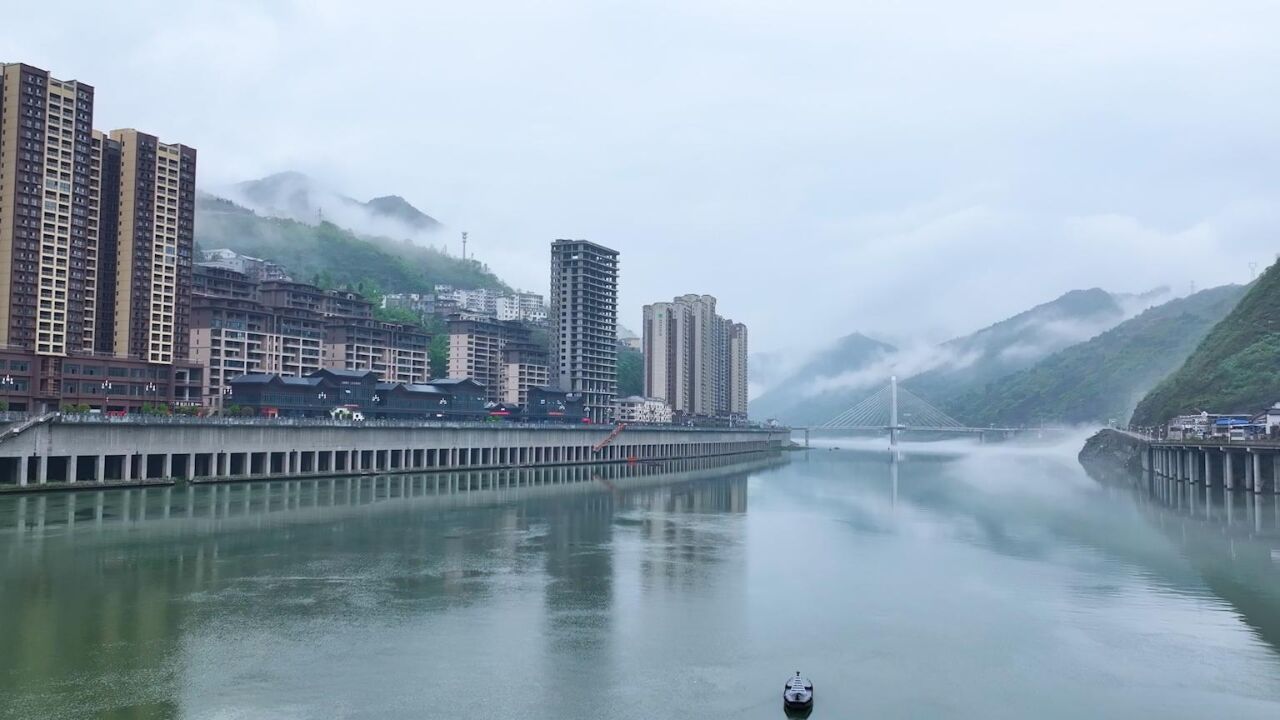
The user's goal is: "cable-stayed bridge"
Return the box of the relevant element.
[815,377,1019,442]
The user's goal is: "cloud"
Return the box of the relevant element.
[7,0,1279,354]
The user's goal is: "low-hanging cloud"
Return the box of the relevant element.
[9,0,1278,354]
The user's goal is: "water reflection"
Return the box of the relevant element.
[0,454,778,720]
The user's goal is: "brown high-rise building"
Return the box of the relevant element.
[108,129,196,364]
[0,63,98,356]
[0,62,201,411]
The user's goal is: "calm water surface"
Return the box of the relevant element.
[3,440,1280,719]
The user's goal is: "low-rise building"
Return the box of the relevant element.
[447,317,548,404]
[613,396,674,424]
[191,265,429,408]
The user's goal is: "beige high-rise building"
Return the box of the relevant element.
[729,323,748,418]
[643,293,747,420]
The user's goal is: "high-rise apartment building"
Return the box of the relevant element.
[0,64,97,356]
[729,323,748,418]
[550,239,618,423]
[642,293,747,421]
[0,62,202,411]
[109,129,196,364]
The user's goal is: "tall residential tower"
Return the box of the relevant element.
[0,62,201,411]
[643,293,747,421]
[550,239,618,422]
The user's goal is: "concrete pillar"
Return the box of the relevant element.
[36,456,47,485]
[1254,452,1265,494]
[1203,451,1212,487]
[69,456,78,484]
[1245,452,1256,492]
[163,454,173,479]
[124,454,134,482]
[96,454,105,484]
[186,453,196,480]
[1224,451,1235,490]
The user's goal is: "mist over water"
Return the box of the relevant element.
[2,447,1279,719]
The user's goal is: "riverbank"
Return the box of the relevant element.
[0,417,786,492]
[1078,428,1147,483]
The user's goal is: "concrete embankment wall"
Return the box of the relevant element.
[0,420,786,491]
[1081,428,1280,493]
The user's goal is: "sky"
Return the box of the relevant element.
[6,0,1279,356]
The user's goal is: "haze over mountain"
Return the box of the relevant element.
[220,172,443,245]
[195,193,505,295]
[750,333,897,424]
[751,287,1171,426]
[15,3,1278,353]
[946,283,1246,427]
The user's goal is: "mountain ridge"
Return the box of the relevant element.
[944,283,1247,427]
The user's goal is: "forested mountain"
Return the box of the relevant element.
[903,288,1138,404]
[1131,262,1280,426]
[195,193,508,294]
[945,284,1246,427]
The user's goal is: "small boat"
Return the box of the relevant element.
[783,672,813,711]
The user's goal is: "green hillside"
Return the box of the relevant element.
[946,284,1246,427]
[195,193,508,293]
[1131,262,1280,426]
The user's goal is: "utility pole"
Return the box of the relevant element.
[461,231,468,261]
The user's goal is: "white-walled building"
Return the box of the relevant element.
[613,396,674,424]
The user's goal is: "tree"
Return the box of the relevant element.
[617,346,643,397]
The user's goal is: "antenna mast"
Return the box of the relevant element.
[461,231,468,261]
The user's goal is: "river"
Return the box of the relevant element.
[2,438,1280,719]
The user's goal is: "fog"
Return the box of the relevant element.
[7,0,1279,353]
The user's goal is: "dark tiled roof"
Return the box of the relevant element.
[230,374,277,385]
[431,378,481,387]
[310,368,379,379]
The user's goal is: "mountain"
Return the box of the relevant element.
[1130,262,1280,427]
[945,283,1247,427]
[750,332,897,424]
[751,287,1164,426]
[903,288,1135,405]
[195,193,507,294]
[229,171,442,237]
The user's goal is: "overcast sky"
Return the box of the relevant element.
[7,1,1279,353]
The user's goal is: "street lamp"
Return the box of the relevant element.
[1,373,14,413]
[145,382,158,413]
[101,380,113,413]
